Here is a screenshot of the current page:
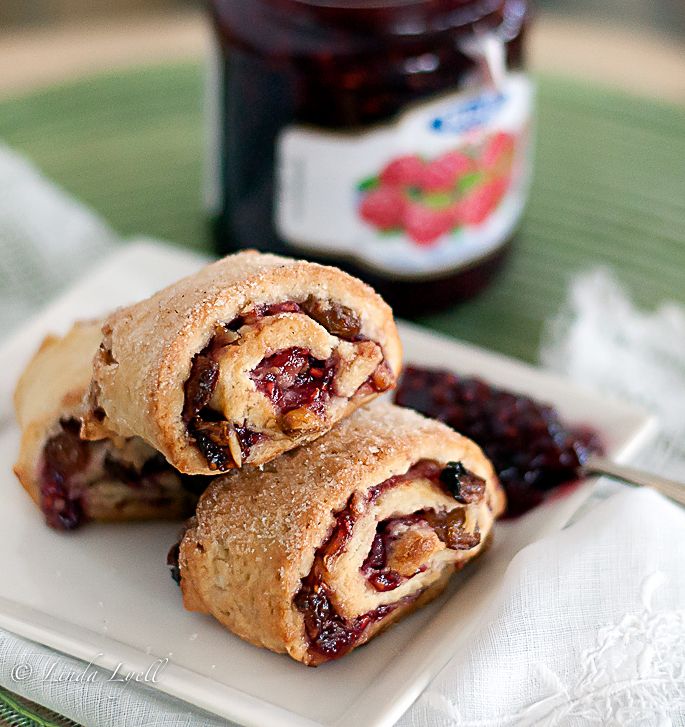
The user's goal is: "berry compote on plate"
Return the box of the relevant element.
[394,366,603,517]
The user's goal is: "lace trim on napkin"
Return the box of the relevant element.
[424,572,685,726]
[541,268,685,480]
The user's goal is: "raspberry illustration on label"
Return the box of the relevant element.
[358,131,516,247]
[276,73,533,278]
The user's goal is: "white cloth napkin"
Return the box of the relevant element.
[1,144,684,726]
[399,488,685,727]
[0,144,116,335]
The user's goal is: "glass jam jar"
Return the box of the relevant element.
[207,0,532,314]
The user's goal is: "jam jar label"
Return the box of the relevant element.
[275,73,534,278]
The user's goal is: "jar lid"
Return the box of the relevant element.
[212,0,521,57]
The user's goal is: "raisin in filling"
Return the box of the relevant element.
[301,296,362,340]
[294,459,484,659]
[167,517,199,586]
[439,461,487,504]
[40,419,205,531]
[183,299,391,469]
[182,342,263,471]
[395,366,604,517]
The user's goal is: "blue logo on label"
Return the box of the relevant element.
[430,90,506,134]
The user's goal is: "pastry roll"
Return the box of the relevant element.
[83,251,402,475]
[176,402,505,665]
[13,321,207,530]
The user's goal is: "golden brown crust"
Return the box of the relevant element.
[13,320,103,507]
[82,251,402,475]
[179,401,505,665]
[13,321,200,527]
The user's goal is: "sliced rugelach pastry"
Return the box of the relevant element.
[13,320,208,530]
[175,401,505,665]
[82,251,402,474]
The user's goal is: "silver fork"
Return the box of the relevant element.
[583,455,685,506]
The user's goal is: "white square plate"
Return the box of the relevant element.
[0,242,656,727]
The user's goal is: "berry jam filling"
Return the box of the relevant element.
[41,419,207,531]
[366,459,442,501]
[294,459,483,658]
[294,493,398,662]
[167,542,182,585]
[250,347,337,419]
[394,366,604,517]
[362,530,406,592]
[183,298,390,468]
[42,418,88,530]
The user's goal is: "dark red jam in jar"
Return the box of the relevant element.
[208,0,532,313]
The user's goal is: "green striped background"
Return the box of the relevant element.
[1,63,684,363]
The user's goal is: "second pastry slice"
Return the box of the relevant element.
[14,321,207,530]
[176,401,506,665]
[83,251,402,474]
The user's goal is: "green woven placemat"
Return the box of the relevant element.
[0,686,80,726]
[1,62,684,363]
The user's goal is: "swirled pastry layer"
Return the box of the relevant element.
[177,401,505,665]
